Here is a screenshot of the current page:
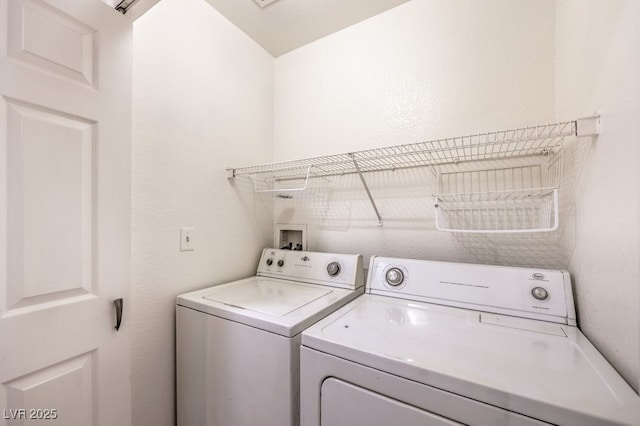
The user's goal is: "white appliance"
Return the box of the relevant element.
[176,248,364,426]
[301,256,640,426]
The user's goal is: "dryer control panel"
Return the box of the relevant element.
[367,256,576,326]
[258,248,364,290]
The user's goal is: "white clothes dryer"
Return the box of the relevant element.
[301,256,640,426]
[177,248,364,426]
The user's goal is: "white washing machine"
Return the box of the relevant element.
[176,248,364,426]
[301,256,640,426]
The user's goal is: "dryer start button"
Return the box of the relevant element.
[531,287,549,301]
[385,268,405,287]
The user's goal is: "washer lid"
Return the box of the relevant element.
[176,276,363,337]
[203,279,331,317]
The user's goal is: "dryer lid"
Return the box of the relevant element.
[302,295,640,425]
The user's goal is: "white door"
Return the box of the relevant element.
[0,0,132,424]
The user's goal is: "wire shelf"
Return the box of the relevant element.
[227,116,598,230]
[227,120,581,180]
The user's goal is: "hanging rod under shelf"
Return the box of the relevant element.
[226,116,599,181]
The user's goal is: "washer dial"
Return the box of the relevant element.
[277,259,284,267]
[385,268,405,287]
[327,262,341,277]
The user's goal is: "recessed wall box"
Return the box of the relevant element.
[275,224,307,251]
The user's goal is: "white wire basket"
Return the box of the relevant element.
[433,152,562,233]
[434,188,559,233]
[251,166,331,199]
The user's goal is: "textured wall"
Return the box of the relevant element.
[131,0,274,424]
[129,3,639,425]
[273,0,556,267]
[273,0,639,393]
[556,0,640,391]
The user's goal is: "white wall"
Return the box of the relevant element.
[273,0,557,266]
[131,0,274,424]
[129,3,639,424]
[275,0,555,160]
[556,0,640,391]
[273,0,640,393]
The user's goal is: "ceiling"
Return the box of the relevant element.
[123,0,411,57]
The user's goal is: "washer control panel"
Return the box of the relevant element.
[258,248,364,290]
[367,256,575,325]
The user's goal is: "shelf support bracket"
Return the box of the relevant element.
[576,115,600,136]
[350,153,383,227]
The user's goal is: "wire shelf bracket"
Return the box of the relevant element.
[350,153,383,227]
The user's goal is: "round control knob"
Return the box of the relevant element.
[266,258,273,266]
[531,286,549,301]
[385,268,405,287]
[327,262,341,277]
[277,259,284,267]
